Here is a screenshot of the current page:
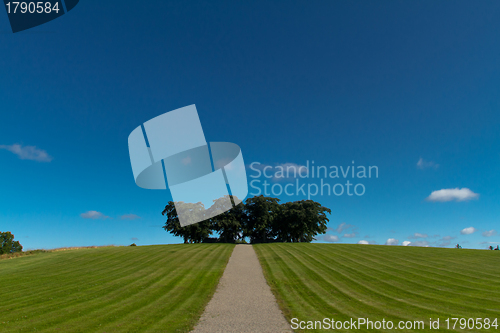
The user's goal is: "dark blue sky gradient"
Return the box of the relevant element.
[1,1,499,249]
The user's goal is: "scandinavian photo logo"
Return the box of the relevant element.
[128,105,248,227]
[248,161,379,199]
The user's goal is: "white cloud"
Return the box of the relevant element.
[441,235,456,241]
[385,238,399,246]
[0,144,53,162]
[357,240,369,244]
[426,188,479,202]
[343,232,357,238]
[81,211,110,219]
[409,232,428,239]
[482,230,497,237]
[417,158,439,170]
[402,241,411,246]
[460,227,476,235]
[121,214,141,220]
[323,235,340,242]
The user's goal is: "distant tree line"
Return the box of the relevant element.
[162,195,331,244]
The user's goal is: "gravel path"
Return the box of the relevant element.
[191,244,292,333]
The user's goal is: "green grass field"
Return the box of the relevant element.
[255,243,500,332]
[0,244,234,333]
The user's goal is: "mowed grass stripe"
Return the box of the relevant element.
[84,245,228,333]
[18,245,207,330]
[1,246,173,311]
[268,244,381,318]
[1,244,227,330]
[302,244,500,315]
[300,244,499,321]
[255,243,500,333]
[295,244,500,318]
[103,246,230,333]
[331,244,500,288]
[0,244,234,333]
[1,245,187,320]
[279,244,430,321]
[0,246,168,304]
[328,245,500,294]
[267,244,424,324]
[261,243,346,320]
[0,248,127,299]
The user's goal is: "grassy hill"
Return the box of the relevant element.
[255,243,500,333]
[0,244,234,333]
[2,243,499,333]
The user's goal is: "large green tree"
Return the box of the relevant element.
[162,196,330,244]
[243,195,281,243]
[162,202,212,243]
[0,231,23,254]
[210,198,246,243]
[273,200,330,242]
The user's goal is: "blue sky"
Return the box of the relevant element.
[1,1,499,249]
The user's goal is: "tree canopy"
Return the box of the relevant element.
[0,231,23,254]
[162,195,330,244]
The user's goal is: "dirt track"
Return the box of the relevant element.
[191,244,292,333]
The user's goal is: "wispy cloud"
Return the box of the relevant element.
[460,227,476,235]
[0,144,53,162]
[482,230,497,237]
[409,232,428,239]
[426,188,479,202]
[417,158,439,170]
[436,235,456,247]
[323,235,340,242]
[385,238,399,245]
[81,211,110,219]
[131,237,139,241]
[358,240,376,245]
[334,222,355,234]
[121,214,141,220]
[247,162,308,181]
[274,163,308,178]
[343,232,358,238]
[409,240,430,247]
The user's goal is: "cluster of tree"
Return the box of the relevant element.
[162,195,331,244]
[489,245,499,250]
[0,231,23,254]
